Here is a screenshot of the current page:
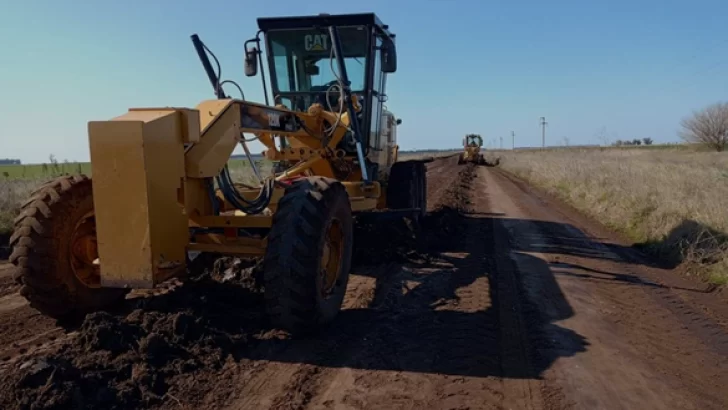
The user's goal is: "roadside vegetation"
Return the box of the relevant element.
[679,101,728,152]
[499,146,728,285]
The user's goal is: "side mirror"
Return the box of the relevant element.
[396,118,402,125]
[244,48,258,77]
[381,39,397,73]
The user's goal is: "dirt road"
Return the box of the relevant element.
[1,156,727,409]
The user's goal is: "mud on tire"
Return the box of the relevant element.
[9,175,129,319]
[263,176,354,333]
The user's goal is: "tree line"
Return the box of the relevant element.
[613,138,654,147]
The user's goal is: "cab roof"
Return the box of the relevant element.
[256,12,395,40]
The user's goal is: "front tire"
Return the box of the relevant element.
[9,175,129,320]
[263,177,353,333]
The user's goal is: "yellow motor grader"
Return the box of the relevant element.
[457,134,499,166]
[8,13,428,333]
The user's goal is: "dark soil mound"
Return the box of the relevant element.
[6,259,264,410]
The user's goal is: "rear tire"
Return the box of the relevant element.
[386,161,427,222]
[414,162,427,219]
[263,176,353,334]
[9,175,129,320]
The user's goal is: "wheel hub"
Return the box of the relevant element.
[320,218,344,297]
[70,211,101,288]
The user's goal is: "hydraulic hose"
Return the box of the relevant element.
[215,165,274,215]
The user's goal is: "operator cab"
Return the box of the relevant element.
[464,134,483,148]
[246,13,397,161]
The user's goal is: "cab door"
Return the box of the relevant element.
[369,34,388,165]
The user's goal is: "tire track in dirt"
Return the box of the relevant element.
[0,262,64,371]
[0,263,19,298]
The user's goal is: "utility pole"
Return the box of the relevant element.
[539,117,548,148]
[511,131,515,150]
[500,136,503,149]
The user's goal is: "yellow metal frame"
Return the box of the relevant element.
[88,98,384,288]
[463,145,481,161]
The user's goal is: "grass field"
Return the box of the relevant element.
[498,147,728,284]
[0,162,91,179]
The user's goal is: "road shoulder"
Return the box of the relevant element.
[483,166,728,409]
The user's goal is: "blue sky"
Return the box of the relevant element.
[1,0,727,163]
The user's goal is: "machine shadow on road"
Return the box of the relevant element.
[633,219,728,268]
[498,217,713,294]
[235,209,589,381]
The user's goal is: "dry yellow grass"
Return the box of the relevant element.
[499,148,728,284]
[0,179,44,236]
